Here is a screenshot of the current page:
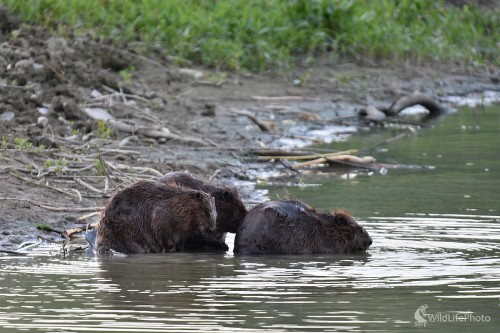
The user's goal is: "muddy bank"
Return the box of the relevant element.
[1,11,499,250]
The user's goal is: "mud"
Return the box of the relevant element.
[0,10,499,250]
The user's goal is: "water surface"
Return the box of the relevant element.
[1,106,499,332]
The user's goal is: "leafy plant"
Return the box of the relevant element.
[94,158,105,176]
[95,120,112,139]
[1,136,8,149]
[14,137,33,151]
[119,66,135,84]
[44,158,68,173]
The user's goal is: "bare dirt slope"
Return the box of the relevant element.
[0,10,498,249]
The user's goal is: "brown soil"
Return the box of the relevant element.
[0,10,498,250]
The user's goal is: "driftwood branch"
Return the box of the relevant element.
[106,119,215,146]
[230,109,272,132]
[256,149,359,161]
[359,92,446,120]
[384,92,445,116]
[293,155,375,169]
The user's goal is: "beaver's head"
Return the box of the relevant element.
[321,210,372,253]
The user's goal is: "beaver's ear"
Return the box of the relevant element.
[221,190,230,201]
[193,191,204,199]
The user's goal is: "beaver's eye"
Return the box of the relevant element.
[336,215,348,224]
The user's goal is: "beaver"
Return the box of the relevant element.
[96,180,227,255]
[158,172,248,234]
[234,200,372,255]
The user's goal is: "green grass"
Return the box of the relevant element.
[1,0,498,71]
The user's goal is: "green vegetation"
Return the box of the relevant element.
[43,158,68,173]
[13,137,33,151]
[93,158,105,176]
[95,120,112,139]
[119,66,135,84]
[2,0,498,71]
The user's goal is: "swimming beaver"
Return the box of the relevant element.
[158,172,247,233]
[234,200,372,255]
[96,180,227,255]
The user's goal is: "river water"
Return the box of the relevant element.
[1,105,499,332]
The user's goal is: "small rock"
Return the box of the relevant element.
[37,116,48,127]
[178,68,204,80]
[14,58,34,70]
[0,111,15,122]
[83,107,114,121]
[47,37,73,59]
[37,107,49,115]
[298,112,321,122]
[51,96,82,120]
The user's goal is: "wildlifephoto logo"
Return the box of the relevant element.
[414,304,491,327]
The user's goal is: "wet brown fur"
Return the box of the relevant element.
[234,200,372,255]
[96,180,224,254]
[158,171,248,233]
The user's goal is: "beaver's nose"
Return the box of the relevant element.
[364,238,372,248]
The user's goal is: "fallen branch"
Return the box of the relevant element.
[9,172,77,199]
[293,155,375,169]
[229,109,272,132]
[74,178,105,195]
[359,92,446,120]
[78,211,102,221]
[62,222,99,239]
[106,119,215,146]
[0,197,101,212]
[106,162,163,177]
[256,149,359,161]
[385,92,445,116]
[252,95,304,102]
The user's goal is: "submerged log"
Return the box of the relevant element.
[384,92,445,117]
[359,92,446,120]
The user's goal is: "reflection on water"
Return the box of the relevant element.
[1,213,498,332]
[1,106,499,332]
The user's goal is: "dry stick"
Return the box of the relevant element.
[9,172,78,199]
[61,222,99,239]
[368,132,408,150]
[74,178,105,195]
[43,60,72,84]
[323,156,380,172]
[256,149,359,161]
[97,154,114,188]
[101,85,151,104]
[0,197,100,212]
[0,249,27,255]
[293,155,375,169]
[105,118,215,147]
[62,223,99,239]
[78,212,102,221]
[105,162,134,180]
[251,95,304,102]
[99,148,142,155]
[106,162,163,177]
[229,109,271,132]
